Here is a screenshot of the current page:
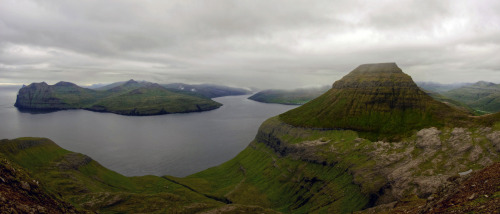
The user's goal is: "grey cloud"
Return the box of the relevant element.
[0,0,499,88]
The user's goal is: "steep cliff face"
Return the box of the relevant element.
[280,63,470,139]
[14,82,71,110]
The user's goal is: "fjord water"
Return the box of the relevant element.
[0,86,296,176]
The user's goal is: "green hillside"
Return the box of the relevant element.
[280,63,471,140]
[0,138,279,213]
[248,86,330,105]
[443,81,500,114]
[14,80,222,116]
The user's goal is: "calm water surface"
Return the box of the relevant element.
[0,86,296,176]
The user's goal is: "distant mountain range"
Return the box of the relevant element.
[416,81,473,93]
[161,83,251,98]
[441,81,500,114]
[14,80,250,116]
[416,81,500,114]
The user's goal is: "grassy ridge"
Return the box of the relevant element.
[0,138,225,213]
[0,136,370,213]
[171,141,369,213]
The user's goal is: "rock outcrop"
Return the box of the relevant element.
[14,82,71,110]
[255,117,500,208]
[0,158,80,213]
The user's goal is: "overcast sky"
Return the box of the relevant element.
[1,0,499,89]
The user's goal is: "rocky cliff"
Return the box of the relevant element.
[14,82,72,110]
[255,117,500,207]
[0,157,81,213]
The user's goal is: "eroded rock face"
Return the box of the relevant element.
[14,82,70,110]
[486,131,500,152]
[255,117,500,209]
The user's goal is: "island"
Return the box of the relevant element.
[14,79,231,116]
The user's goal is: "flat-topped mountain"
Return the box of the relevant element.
[280,63,469,139]
[14,80,222,116]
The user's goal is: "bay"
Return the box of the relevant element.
[0,86,296,176]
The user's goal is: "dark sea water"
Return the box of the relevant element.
[0,86,296,177]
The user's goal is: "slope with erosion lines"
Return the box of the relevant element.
[280,63,472,140]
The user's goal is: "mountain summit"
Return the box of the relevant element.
[280,63,468,139]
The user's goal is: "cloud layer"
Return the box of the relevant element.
[1,0,499,88]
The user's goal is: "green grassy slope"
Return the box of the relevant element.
[169,140,369,214]
[248,86,330,105]
[0,138,229,213]
[15,80,222,116]
[280,63,471,140]
[87,84,221,115]
[443,81,500,114]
